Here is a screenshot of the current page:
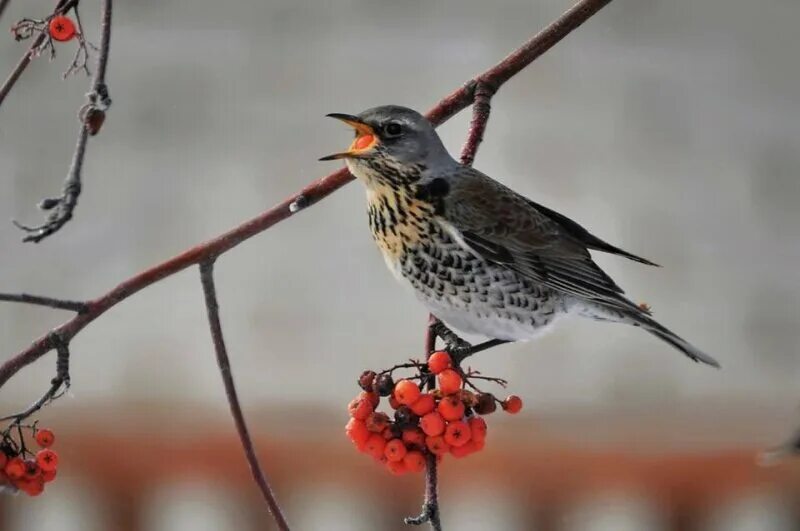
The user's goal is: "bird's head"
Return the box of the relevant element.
[320,105,454,185]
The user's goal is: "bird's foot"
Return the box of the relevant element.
[429,320,509,365]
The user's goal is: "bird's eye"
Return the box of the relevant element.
[383,122,403,138]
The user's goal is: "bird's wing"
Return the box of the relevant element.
[432,167,647,314]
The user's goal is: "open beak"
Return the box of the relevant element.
[319,113,378,161]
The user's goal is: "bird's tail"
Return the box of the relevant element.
[633,313,720,368]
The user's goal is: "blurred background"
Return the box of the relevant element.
[1,0,799,529]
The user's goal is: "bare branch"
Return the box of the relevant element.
[0,0,12,21]
[199,261,290,529]
[0,293,87,312]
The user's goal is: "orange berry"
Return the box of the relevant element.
[437,369,462,395]
[389,394,401,410]
[35,428,55,448]
[366,412,390,433]
[437,395,465,421]
[48,15,76,42]
[468,417,488,444]
[364,433,387,460]
[36,449,59,473]
[502,395,523,414]
[444,420,472,447]
[402,427,426,448]
[386,459,408,475]
[427,351,452,374]
[409,393,436,416]
[420,412,446,436]
[394,380,421,406]
[5,457,25,480]
[23,459,41,480]
[20,478,45,496]
[450,439,480,458]
[348,395,373,420]
[384,438,407,462]
[42,467,57,483]
[345,418,370,450]
[363,390,380,408]
[403,450,426,473]
[425,435,450,455]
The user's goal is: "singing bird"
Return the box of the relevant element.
[321,105,719,368]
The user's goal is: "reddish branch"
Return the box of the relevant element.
[0,0,616,527]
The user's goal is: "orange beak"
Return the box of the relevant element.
[319,113,378,161]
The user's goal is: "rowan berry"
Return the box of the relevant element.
[420,412,446,436]
[384,439,407,462]
[0,452,7,469]
[366,411,390,433]
[375,374,395,396]
[383,424,402,440]
[35,428,55,448]
[444,420,472,447]
[23,459,41,480]
[42,467,57,483]
[358,370,377,391]
[403,450,426,473]
[437,369,462,395]
[348,395,373,420]
[36,449,59,472]
[345,418,370,449]
[49,16,76,42]
[437,395,465,421]
[363,390,380,408]
[474,393,497,415]
[402,427,426,448]
[425,435,450,456]
[450,439,480,458]
[364,433,387,460]
[394,405,418,428]
[502,395,523,414]
[468,416,488,443]
[4,457,25,480]
[409,393,436,416]
[427,351,452,374]
[459,389,478,408]
[386,459,408,475]
[21,478,44,496]
[389,394,401,410]
[394,379,421,406]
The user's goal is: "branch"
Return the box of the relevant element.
[0,293,87,312]
[13,0,112,242]
[0,0,11,21]
[199,261,290,529]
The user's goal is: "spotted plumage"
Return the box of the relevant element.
[322,105,719,367]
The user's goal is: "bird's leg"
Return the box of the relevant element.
[430,320,509,365]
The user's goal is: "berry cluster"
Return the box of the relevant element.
[346,351,522,475]
[0,426,59,497]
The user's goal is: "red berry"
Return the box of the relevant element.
[345,418,370,450]
[425,435,450,455]
[437,395,465,421]
[36,449,59,472]
[427,351,452,374]
[444,420,472,447]
[389,394,401,410]
[42,467,57,483]
[362,390,380,408]
[386,459,408,475]
[35,428,55,448]
[502,395,523,414]
[420,412,446,436]
[450,439,481,458]
[468,417,488,444]
[394,380,421,406]
[402,427,426,448]
[348,395,374,420]
[437,369,462,395]
[409,393,436,416]
[4,457,25,480]
[20,478,45,496]
[49,16,76,42]
[384,438,407,462]
[403,450,426,473]
[366,412,390,433]
[364,433,387,460]
[0,452,7,469]
[23,459,41,480]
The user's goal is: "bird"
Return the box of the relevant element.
[320,105,719,368]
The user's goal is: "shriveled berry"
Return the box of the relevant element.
[375,374,395,396]
[348,395,373,420]
[394,379,421,406]
[437,369,462,395]
[35,428,55,448]
[403,450,426,473]
[468,416,488,444]
[437,395,466,421]
[444,420,472,447]
[474,393,497,415]
[409,393,436,416]
[358,370,377,391]
[427,351,452,374]
[425,435,450,455]
[364,433,387,460]
[386,459,408,475]
[502,395,523,414]
[394,405,418,428]
[0,452,7,469]
[420,412,446,436]
[345,418,370,450]
[402,427,426,448]
[384,439,407,462]
[459,389,478,408]
[4,457,25,480]
[366,412,390,433]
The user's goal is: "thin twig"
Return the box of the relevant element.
[0,0,12,22]
[0,293,87,312]
[14,0,112,242]
[199,261,290,530]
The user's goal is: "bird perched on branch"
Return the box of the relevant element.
[321,105,718,368]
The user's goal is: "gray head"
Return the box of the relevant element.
[320,105,454,177]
